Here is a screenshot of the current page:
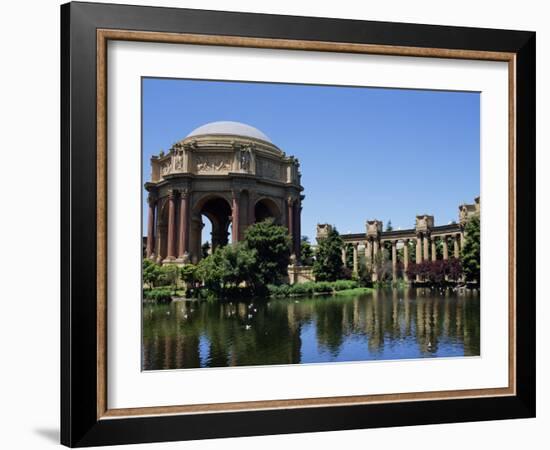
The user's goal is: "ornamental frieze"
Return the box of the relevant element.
[160,159,172,175]
[195,154,232,173]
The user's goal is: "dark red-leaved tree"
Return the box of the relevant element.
[405,258,463,285]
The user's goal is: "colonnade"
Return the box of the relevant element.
[342,232,463,283]
[146,189,192,263]
[146,189,303,264]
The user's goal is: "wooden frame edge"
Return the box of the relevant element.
[97,28,515,61]
[97,28,108,419]
[100,387,515,419]
[508,55,517,395]
[95,28,517,421]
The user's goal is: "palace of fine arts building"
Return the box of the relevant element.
[144,121,479,286]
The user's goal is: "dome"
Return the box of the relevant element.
[186,121,272,143]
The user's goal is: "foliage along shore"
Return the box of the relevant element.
[143,281,373,303]
[267,280,372,298]
[143,215,480,303]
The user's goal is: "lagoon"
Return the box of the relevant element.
[142,288,480,370]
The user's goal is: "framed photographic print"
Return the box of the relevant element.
[61,1,536,447]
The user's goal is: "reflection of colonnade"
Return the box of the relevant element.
[319,197,479,283]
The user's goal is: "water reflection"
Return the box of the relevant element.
[142,288,480,370]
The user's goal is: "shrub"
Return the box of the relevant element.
[267,284,291,297]
[333,280,358,291]
[194,287,218,301]
[143,288,172,303]
[266,280,364,298]
[158,264,180,289]
[447,257,462,281]
[288,283,311,296]
[313,281,332,293]
[143,258,162,289]
[406,259,463,285]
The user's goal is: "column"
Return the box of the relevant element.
[460,231,465,250]
[403,239,409,282]
[232,190,240,243]
[295,199,302,262]
[372,239,379,282]
[177,189,190,261]
[416,234,422,263]
[352,243,358,275]
[146,195,156,258]
[391,240,397,282]
[453,234,460,258]
[415,234,422,282]
[341,247,347,267]
[423,234,429,262]
[431,237,437,262]
[365,239,372,269]
[165,191,176,260]
[287,196,294,243]
[442,236,449,260]
[155,222,163,263]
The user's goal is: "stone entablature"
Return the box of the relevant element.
[149,135,301,186]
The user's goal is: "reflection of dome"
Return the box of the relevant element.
[186,121,272,144]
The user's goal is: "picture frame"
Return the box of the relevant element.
[60,1,535,447]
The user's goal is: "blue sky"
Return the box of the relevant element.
[142,78,479,241]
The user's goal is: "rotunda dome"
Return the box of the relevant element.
[186,121,272,143]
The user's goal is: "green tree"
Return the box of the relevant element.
[243,219,291,288]
[313,226,344,281]
[142,258,161,289]
[300,236,314,266]
[196,248,225,294]
[219,243,257,288]
[159,264,180,294]
[201,241,211,259]
[461,215,480,282]
[385,220,393,232]
[196,244,257,296]
[180,264,198,291]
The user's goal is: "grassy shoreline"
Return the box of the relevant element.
[333,287,374,296]
[144,281,374,303]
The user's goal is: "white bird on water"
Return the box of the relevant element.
[245,324,252,330]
